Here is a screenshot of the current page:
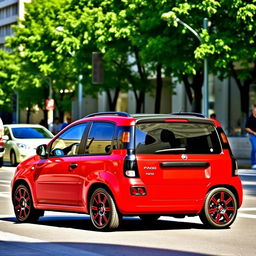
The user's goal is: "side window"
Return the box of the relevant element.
[50,123,87,156]
[86,122,115,154]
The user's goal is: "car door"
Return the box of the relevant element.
[135,120,222,210]
[34,122,88,206]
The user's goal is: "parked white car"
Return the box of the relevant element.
[3,124,53,166]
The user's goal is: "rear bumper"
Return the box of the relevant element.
[115,179,203,215]
[114,177,243,215]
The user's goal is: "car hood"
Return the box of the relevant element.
[13,138,52,149]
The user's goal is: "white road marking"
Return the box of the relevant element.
[237,213,256,219]
[0,180,11,184]
[239,207,256,211]
[0,192,10,198]
[239,169,256,176]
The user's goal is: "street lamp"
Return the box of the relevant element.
[161,12,209,116]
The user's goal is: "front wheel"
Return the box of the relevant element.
[13,184,44,222]
[0,157,3,168]
[89,188,121,231]
[199,187,238,229]
[10,151,17,167]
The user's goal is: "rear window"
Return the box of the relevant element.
[135,122,222,154]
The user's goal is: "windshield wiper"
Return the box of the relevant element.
[155,148,186,153]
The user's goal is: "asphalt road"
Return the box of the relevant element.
[0,166,256,256]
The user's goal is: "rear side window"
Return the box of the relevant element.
[135,122,221,154]
[86,122,115,154]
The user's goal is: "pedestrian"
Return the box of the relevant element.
[210,113,217,120]
[61,116,72,130]
[245,105,256,169]
[49,117,62,135]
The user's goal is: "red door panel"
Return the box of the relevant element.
[34,157,83,206]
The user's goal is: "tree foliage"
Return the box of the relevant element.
[0,0,255,119]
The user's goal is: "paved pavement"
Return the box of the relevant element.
[1,166,256,256]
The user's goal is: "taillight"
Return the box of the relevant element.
[122,131,130,143]
[217,127,230,150]
[130,186,147,196]
[217,127,238,176]
[124,150,139,178]
[220,131,228,144]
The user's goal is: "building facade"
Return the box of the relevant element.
[0,0,30,50]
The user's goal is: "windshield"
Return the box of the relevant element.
[12,127,53,139]
[135,122,222,154]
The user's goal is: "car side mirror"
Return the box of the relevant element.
[36,144,47,158]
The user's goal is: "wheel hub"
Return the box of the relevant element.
[20,198,27,210]
[217,204,226,214]
[98,203,105,216]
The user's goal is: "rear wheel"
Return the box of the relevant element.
[89,188,121,231]
[10,151,17,167]
[13,184,44,222]
[199,187,238,229]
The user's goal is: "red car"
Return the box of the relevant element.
[11,112,243,230]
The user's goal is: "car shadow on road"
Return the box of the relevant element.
[0,241,215,256]
[0,215,212,232]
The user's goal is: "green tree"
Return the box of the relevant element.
[166,0,256,115]
[7,0,76,122]
[0,50,19,112]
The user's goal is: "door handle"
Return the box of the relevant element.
[69,163,78,171]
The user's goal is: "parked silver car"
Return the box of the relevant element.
[3,124,53,166]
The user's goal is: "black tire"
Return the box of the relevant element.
[89,188,121,231]
[199,187,238,229]
[10,151,18,167]
[139,214,161,223]
[0,157,3,168]
[13,184,44,223]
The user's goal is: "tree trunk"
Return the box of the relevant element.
[231,63,256,117]
[106,87,120,111]
[182,72,203,113]
[136,91,145,113]
[134,46,147,113]
[155,64,163,114]
[182,75,193,105]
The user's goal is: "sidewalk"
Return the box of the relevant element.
[237,159,251,169]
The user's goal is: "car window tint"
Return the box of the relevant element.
[12,127,53,139]
[86,122,115,154]
[51,123,87,156]
[135,122,221,154]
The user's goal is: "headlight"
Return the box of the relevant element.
[16,143,30,150]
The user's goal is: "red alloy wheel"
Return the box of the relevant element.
[13,185,32,222]
[208,191,236,225]
[200,187,238,228]
[91,192,111,227]
[89,188,121,230]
